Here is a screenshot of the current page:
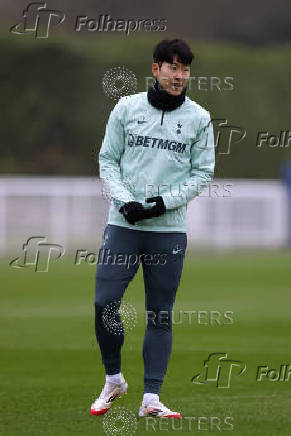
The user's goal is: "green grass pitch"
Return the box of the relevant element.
[1,251,291,435]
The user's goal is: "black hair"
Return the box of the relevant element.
[153,39,194,66]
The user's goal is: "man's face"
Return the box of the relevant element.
[152,54,190,96]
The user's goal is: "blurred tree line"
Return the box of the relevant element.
[2,0,291,46]
[1,34,291,178]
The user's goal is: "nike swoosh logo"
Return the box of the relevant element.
[107,393,119,402]
[148,408,163,415]
[172,248,183,254]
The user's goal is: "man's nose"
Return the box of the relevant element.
[174,70,183,80]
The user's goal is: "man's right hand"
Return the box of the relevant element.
[119,201,146,225]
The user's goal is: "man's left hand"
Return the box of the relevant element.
[143,196,166,218]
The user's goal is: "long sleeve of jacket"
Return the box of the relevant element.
[99,97,135,208]
[162,112,215,210]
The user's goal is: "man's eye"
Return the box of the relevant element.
[170,65,177,70]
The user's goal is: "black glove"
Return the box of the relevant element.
[119,197,166,224]
[143,196,166,218]
[119,201,146,225]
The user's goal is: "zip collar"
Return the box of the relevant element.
[147,79,186,113]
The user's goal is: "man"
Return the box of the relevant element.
[90,39,215,418]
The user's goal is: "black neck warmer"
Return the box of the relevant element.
[147,79,186,112]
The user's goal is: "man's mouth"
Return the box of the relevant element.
[172,82,183,89]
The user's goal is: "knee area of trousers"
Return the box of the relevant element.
[94,301,122,324]
[145,307,172,330]
[94,302,124,335]
[95,300,120,314]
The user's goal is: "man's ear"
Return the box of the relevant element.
[152,62,160,77]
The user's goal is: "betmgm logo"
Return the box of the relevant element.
[10,236,64,272]
[10,2,65,39]
[191,352,246,388]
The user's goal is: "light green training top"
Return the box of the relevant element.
[99,91,215,232]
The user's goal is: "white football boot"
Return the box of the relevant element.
[90,374,128,416]
[139,399,182,419]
